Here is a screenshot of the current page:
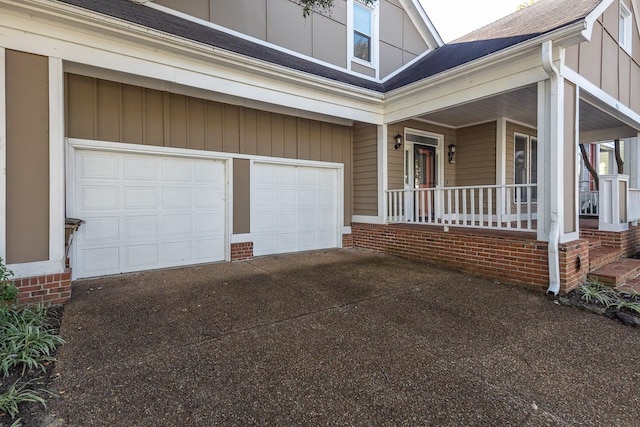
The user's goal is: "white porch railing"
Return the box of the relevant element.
[386,184,537,232]
[628,188,640,223]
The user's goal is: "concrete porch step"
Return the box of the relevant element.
[588,247,621,271]
[617,276,640,294]
[588,258,640,286]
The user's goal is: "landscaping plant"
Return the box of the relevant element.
[0,258,17,303]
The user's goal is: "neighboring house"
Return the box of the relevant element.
[2,0,640,303]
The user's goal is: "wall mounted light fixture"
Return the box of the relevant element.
[448,143,457,164]
[394,133,403,150]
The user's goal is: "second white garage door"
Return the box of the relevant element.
[252,162,340,257]
[72,149,227,279]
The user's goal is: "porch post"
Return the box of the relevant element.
[496,117,507,217]
[377,124,388,222]
[626,135,640,189]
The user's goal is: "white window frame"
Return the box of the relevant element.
[347,0,379,77]
[620,1,632,54]
[514,133,538,203]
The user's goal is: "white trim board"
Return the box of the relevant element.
[0,48,6,261]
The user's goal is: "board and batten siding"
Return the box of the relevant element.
[565,0,640,110]
[153,0,428,78]
[6,50,50,264]
[353,122,378,216]
[65,74,353,228]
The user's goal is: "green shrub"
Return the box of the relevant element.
[0,258,18,303]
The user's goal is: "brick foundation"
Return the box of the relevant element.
[342,233,354,248]
[231,242,254,261]
[352,223,588,294]
[14,269,72,305]
[580,224,640,257]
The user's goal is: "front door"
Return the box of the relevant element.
[404,131,440,221]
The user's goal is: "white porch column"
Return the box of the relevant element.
[377,124,388,221]
[496,117,507,216]
[625,135,640,188]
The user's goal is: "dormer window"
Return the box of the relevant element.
[353,3,372,62]
[619,1,632,54]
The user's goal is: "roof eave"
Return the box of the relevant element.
[384,20,590,101]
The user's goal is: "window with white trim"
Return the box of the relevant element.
[353,3,373,62]
[514,134,537,201]
[348,0,378,72]
[620,1,632,54]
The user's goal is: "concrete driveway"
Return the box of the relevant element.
[50,249,640,426]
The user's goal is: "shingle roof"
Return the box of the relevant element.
[56,0,604,94]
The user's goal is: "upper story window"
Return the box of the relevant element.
[348,0,378,75]
[353,3,372,62]
[619,1,632,54]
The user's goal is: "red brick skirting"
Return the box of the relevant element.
[352,223,588,294]
[14,269,72,305]
[580,224,640,257]
[342,233,354,248]
[231,242,254,261]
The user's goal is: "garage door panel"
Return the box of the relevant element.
[81,186,119,210]
[81,247,120,275]
[79,153,119,179]
[124,215,159,239]
[162,241,193,264]
[82,217,120,242]
[197,213,225,234]
[162,187,192,209]
[162,158,194,181]
[125,244,159,268]
[253,163,339,257]
[73,149,226,279]
[278,189,297,207]
[196,238,224,260]
[125,186,158,209]
[124,157,157,180]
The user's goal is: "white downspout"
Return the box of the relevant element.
[542,40,561,295]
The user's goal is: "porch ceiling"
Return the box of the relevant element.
[415,85,537,129]
[413,84,638,144]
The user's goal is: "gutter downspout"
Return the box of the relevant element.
[541,40,561,296]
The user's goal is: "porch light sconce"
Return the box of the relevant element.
[448,143,457,164]
[394,133,403,150]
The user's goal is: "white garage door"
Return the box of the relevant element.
[72,149,226,279]
[252,162,340,256]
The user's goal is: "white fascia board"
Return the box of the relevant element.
[562,66,640,129]
[383,53,548,123]
[582,0,615,40]
[397,0,444,48]
[1,1,385,124]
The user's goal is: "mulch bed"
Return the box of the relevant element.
[556,289,640,327]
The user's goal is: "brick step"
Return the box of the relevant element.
[588,258,640,286]
[617,276,640,294]
[588,247,622,271]
[587,238,602,250]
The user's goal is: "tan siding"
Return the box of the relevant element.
[233,158,251,234]
[6,50,49,264]
[65,74,353,225]
[402,11,428,55]
[456,122,496,187]
[564,82,578,233]
[211,0,268,40]
[602,32,619,98]
[353,122,378,216]
[268,0,313,57]
[122,84,144,144]
[572,0,640,108]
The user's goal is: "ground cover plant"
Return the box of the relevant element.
[0,260,64,427]
[557,279,640,326]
